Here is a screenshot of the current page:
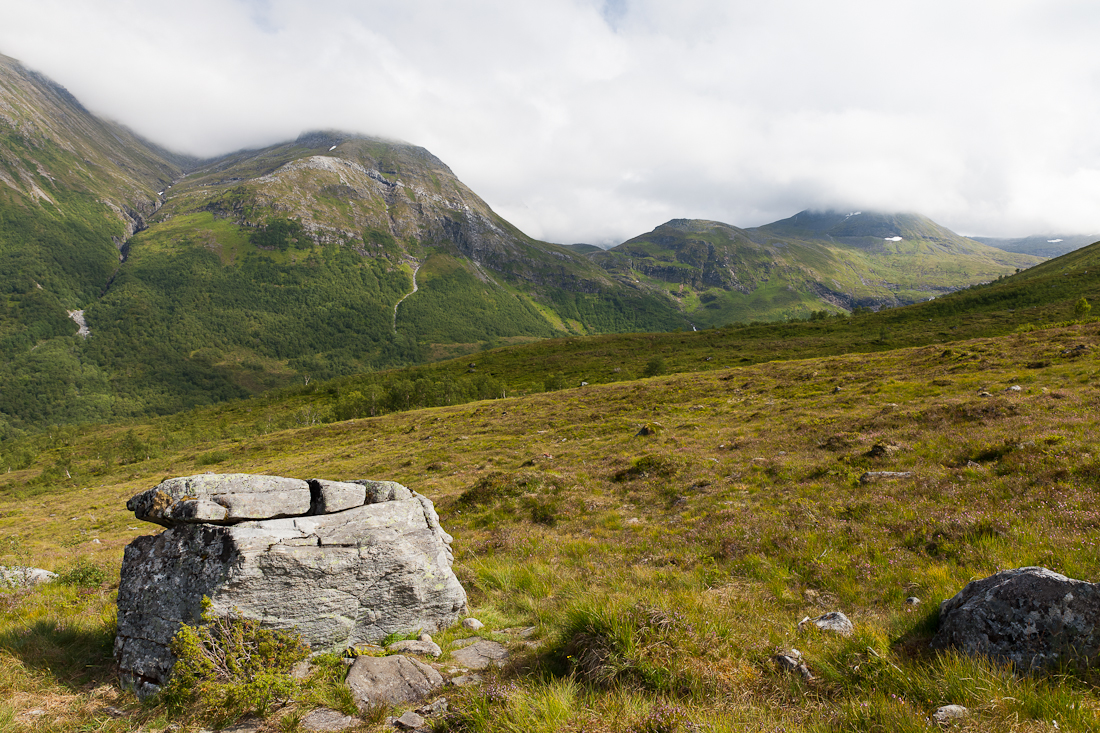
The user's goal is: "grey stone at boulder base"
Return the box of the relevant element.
[450,639,509,669]
[931,566,1100,670]
[387,639,442,657]
[115,473,466,694]
[799,611,854,636]
[394,711,426,730]
[346,654,443,709]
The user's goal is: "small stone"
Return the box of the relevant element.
[416,698,449,716]
[386,640,442,658]
[394,711,425,730]
[290,660,312,680]
[799,611,854,636]
[301,708,360,732]
[462,617,484,631]
[932,705,968,725]
[905,596,921,606]
[346,655,443,709]
[866,443,900,458]
[859,471,912,484]
[775,654,799,671]
[978,391,992,397]
[450,673,483,687]
[1007,385,1022,392]
[450,640,509,670]
[418,633,433,643]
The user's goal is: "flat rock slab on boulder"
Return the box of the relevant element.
[346,654,443,709]
[931,566,1100,670]
[115,473,466,694]
[450,640,510,670]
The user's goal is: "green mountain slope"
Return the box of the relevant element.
[0,57,687,435]
[591,211,1043,326]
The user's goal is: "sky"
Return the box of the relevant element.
[2,0,1099,245]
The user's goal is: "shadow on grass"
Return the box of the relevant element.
[0,617,116,689]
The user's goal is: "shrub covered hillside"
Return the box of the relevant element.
[1,313,1099,730]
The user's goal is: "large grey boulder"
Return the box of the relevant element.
[115,473,466,695]
[931,566,1100,670]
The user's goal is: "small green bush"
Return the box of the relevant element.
[643,356,666,378]
[160,599,309,726]
[57,558,108,587]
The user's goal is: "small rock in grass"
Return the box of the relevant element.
[451,637,480,649]
[859,471,912,484]
[905,596,921,606]
[462,617,484,631]
[290,660,312,680]
[416,698,449,716]
[450,640,509,670]
[418,633,433,643]
[799,611,854,636]
[0,566,58,587]
[346,655,443,709]
[301,708,359,732]
[450,673,483,687]
[775,653,814,680]
[394,711,425,730]
[932,705,968,725]
[866,443,900,458]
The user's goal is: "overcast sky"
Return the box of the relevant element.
[2,0,1099,244]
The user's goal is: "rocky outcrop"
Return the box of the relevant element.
[115,473,466,695]
[931,566,1100,670]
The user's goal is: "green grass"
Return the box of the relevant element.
[1,315,1100,729]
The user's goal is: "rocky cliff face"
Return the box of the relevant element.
[115,473,467,697]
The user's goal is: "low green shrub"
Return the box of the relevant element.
[159,599,309,726]
[56,558,108,587]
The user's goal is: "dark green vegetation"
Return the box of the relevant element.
[590,212,1041,327]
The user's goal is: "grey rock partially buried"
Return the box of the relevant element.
[346,654,444,709]
[114,473,466,695]
[931,566,1100,670]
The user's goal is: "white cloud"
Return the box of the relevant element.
[1,0,1098,242]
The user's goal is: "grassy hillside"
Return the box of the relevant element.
[0,243,1098,731]
[1,315,1099,731]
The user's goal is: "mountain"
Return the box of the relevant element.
[0,55,687,435]
[0,53,1054,436]
[971,233,1100,259]
[588,210,1042,326]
